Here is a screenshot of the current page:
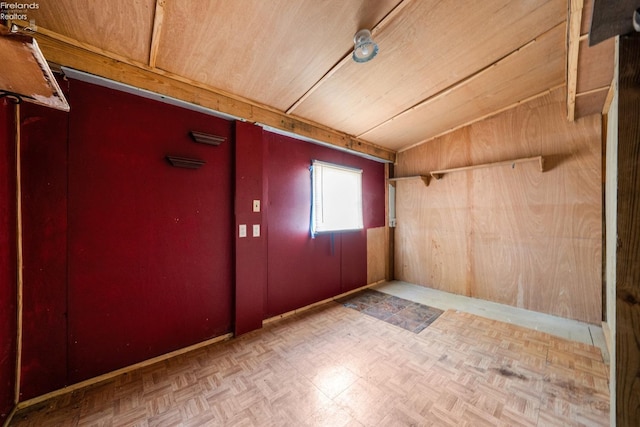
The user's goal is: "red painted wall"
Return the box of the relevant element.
[13,76,386,398]
[65,80,234,382]
[265,131,385,316]
[234,122,267,335]
[19,91,70,400]
[0,100,17,422]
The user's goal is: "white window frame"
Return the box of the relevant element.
[310,160,364,237]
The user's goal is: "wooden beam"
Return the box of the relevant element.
[575,85,611,96]
[567,0,584,122]
[25,26,396,163]
[148,0,166,68]
[602,76,616,114]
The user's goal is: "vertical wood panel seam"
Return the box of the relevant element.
[14,103,22,406]
[567,0,584,121]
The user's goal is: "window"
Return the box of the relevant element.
[311,160,363,236]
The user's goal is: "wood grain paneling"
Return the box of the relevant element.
[615,33,640,427]
[27,0,155,63]
[292,0,565,138]
[395,173,471,297]
[577,38,615,94]
[572,1,615,120]
[156,0,399,111]
[362,24,566,151]
[367,227,386,284]
[21,1,573,151]
[395,88,602,324]
[576,88,610,118]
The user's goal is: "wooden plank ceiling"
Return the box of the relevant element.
[11,0,614,158]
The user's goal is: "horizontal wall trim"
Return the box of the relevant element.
[62,67,238,121]
[26,25,395,163]
[263,280,385,325]
[261,125,392,163]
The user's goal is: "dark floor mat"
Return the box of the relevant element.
[338,289,443,333]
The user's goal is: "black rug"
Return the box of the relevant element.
[338,289,443,334]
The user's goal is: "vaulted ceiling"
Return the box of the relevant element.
[6,0,614,161]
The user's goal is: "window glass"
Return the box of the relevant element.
[311,160,363,236]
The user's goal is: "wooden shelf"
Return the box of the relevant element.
[430,156,544,180]
[388,175,429,186]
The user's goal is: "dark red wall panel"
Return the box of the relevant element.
[0,100,17,422]
[9,74,384,398]
[234,122,267,335]
[66,80,234,382]
[340,230,368,293]
[19,97,69,400]
[265,132,385,317]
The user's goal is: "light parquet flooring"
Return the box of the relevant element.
[10,303,609,426]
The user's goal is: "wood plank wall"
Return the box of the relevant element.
[615,33,640,427]
[367,227,387,284]
[395,88,602,324]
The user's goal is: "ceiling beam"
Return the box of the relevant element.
[567,0,584,122]
[22,26,395,163]
[148,0,166,68]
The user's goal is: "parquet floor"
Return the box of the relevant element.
[10,299,609,426]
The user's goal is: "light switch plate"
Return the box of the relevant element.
[252,200,260,212]
[239,224,247,238]
[252,224,260,237]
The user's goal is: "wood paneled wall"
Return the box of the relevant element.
[615,33,640,427]
[395,88,602,324]
[367,227,387,284]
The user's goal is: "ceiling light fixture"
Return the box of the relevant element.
[352,29,378,63]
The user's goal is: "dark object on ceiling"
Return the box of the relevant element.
[589,0,640,46]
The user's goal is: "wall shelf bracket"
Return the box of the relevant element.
[388,175,430,186]
[165,155,206,169]
[430,155,544,180]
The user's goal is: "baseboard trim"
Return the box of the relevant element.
[263,280,384,325]
[14,332,233,412]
